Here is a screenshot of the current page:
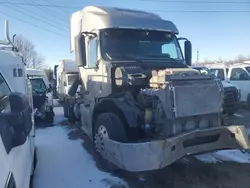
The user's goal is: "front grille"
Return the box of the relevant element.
[224,90,237,104]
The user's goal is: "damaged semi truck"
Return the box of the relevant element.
[68,6,250,171]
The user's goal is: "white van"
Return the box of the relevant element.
[208,62,250,107]
[0,21,35,188]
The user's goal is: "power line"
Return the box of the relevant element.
[24,0,68,23]
[3,3,67,32]
[140,0,250,3]
[0,1,249,13]
[154,10,250,12]
[42,0,70,13]
[0,10,66,37]
[0,1,81,8]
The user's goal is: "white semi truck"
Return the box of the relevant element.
[0,21,35,188]
[67,6,250,171]
[56,59,79,102]
[26,68,55,123]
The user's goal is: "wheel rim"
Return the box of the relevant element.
[97,125,109,139]
[95,125,109,157]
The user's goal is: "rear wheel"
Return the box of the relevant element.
[94,113,128,171]
[45,107,54,124]
[68,105,76,123]
[63,99,69,118]
[247,94,250,109]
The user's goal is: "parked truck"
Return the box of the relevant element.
[67,6,250,172]
[207,63,250,108]
[26,68,55,123]
[53,65,59,97]
[0,20,35,188]
[192,66,241,116]
[56,59,79,102]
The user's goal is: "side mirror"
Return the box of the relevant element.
[184,40,192,66]
[75,34,86,67]
[0,93,32,154]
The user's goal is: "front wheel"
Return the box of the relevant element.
[94,113,128,171]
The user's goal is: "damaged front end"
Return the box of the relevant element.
[30,77,55,123]
[33,92,54,123]
[96,67,250,172]
[101,125,249,171]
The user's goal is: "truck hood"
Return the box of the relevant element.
[221,81,237,89]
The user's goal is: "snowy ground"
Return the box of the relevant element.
[32,104,250,188]
[32,107,128,188]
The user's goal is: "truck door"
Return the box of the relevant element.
[0,73,34,188]
[82,37,104,101]
[79,37,106,133]
[228,67,250,102]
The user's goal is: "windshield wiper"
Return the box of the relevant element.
[105,53,142,63]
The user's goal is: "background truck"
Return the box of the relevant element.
[192,66,241,116]
[53,65,59,97]
[26,68,55,123]
[56,59,79,102]
[67,6,250,172]
[0,20,35,188]
[208,63,250,108]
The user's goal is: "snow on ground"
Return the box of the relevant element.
[195,127,250,164]
[195,149,250,164]
[32,107,128,188]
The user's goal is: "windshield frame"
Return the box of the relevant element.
[99,28,184,62]
[245,66,250,75]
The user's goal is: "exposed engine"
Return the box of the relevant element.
[115,66,224,138]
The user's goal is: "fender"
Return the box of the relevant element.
[93,96,144,129]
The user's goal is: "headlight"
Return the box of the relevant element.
[237,88,241,100]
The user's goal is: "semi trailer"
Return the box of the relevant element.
[66,6,250,171]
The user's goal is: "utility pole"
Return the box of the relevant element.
[196,49,199,64]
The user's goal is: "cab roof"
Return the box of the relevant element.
[70,6,179,52]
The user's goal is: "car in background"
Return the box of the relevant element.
[192,66,241,116]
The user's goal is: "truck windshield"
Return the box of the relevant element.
[30,78,47,93]
[67,74,78,85]
[100,28,183,62]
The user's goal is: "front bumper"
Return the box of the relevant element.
[102,125,250,172]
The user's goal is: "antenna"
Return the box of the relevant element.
[0,20,11,45]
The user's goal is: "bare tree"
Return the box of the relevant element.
[13,35,45,69]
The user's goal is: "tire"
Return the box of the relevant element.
[94,113,128,142]
[247,94,250,109]
[68,105,76,123]
[45,107,55,124]
[94,113,128,172]
[63,100,69,118]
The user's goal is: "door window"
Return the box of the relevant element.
[230,68,250,80]
[0,74,11,112]
[88,39,98,68]
[210,69,225,80]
